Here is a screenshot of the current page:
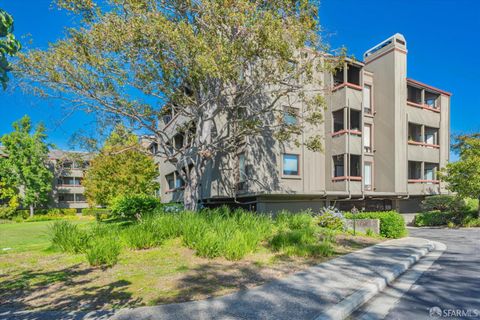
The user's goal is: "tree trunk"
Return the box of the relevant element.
[184,170,200,211]
[29,204,34,217]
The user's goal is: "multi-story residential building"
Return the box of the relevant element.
[156,34,451,213]
[0,146,92,210]
[48,150,93,210]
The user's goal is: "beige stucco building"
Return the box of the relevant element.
[156,34,451,213]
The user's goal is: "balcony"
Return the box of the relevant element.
[407,123,440,162]
[331,64,363,111]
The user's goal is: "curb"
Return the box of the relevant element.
[314,240,436,320]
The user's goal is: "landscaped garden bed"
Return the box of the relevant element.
[0,206,397,312]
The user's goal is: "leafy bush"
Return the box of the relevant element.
[180,207,273,260]
[85,236,121,267]
[26,215,88,222]
[274,210,314,230]
[316,207,346,231]
[49,221,89,253]
[123,217,166,249]
[110,194,160,220]
[0,205,17,219]
[414,210,451,227]
[82,208,111,221]
[420,195,465,213]
[269,227,333,257]
[345,211,407,238]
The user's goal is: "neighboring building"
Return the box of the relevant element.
[48,150,94,210]
[157,34,451,213]
[0,147,93,210]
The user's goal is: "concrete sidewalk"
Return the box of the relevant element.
[112,237,435,320]
[0,237,436,320]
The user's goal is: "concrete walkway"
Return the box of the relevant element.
[0,237,436,320]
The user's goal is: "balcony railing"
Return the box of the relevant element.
[408,140,440,149]
[331,129,362,137]
[407,100,440,113]
[332,176,362,182]
[408,179,440,184]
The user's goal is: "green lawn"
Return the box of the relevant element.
[0,219,381,312]
[0,220,92,253]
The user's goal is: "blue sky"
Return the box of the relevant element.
[0,0,479,156]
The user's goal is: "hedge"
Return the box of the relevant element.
[16,208,77,219]
[345,211,407,238]
[81,208,111,221]
[414,210,452,227]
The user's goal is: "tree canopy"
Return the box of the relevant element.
[16,0,341,210]
[0,8,21,89]
[83,124,159,206]
[440,133,480,216]
[0,115,53,216]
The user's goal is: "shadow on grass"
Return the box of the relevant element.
[0,263,141,313]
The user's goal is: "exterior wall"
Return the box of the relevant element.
[49,151,93,210]
[156,34,451,214]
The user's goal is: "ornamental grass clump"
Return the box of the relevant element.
[49,221,89,253]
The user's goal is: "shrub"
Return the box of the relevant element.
[420,195,465,213]
[123,218,166,249]
[414,210,451,227]
[316,207,346,231]
[49,221,89,253]
[85,236,121,267]
[345,211,407,238]
[274,210,314,230]
[0,205,17,220]
[82,208,111,221]
[269,227,333,257]
[110,194,160,220]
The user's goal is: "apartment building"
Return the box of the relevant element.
[157,34,451,213]
[0,147,92,210]
[48,150,93,210]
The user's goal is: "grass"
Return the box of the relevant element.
[0,210,383,313]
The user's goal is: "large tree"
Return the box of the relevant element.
[16,0,341,210]
[0,116,53,216]
[440,133,480,217]
[83,124,159,206]
[0,8,21,89]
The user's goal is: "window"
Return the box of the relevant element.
[175,175,185,189]
[166,173,175,190]
[333,68,344,86]
[408,123,422,142]
[364,124,372,153]
[333,110,344,132]
[425,91,439,109]
[408,161,422,180]
[150,143,159,155]
[364,162,372,190]
[284,107,298,126]
[63,161,73,169]
[173,133,184,150]
[58,193,74,202]
[363,85,372,114]
[333,155,344,177]
[424,163,438,182]
[407,85,422,104]
[75,194,86,202]
[238,153,246,182]
[349,110,361,131]
[347,65,361,85]
[425,127,438,145]
[283,154,299,176]
[350,155,361,177]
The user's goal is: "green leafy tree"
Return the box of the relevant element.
[0,8,21,89]
[0,116,53,216]
[17,0,342,210]
[83,125,159,206]
[440,134,480,217]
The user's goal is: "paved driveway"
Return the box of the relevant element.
[364,227,480,320]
